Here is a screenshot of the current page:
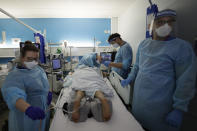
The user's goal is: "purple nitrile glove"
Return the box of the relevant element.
[25,106,45,120]
[47,91,52,105]
[166,109,183,128]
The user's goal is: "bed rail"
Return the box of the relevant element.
[108,71,133,106]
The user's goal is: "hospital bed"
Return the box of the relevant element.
[49,70,143,131]
[108,71,133,106]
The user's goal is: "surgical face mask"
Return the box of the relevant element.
[155,23,172,37]
[112,43,119,48]
[24,60,38,69]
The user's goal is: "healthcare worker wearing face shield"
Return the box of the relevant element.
[1,42,52,131]
[76,53,101,69]
[104,33,133,79]
[121,9,197,131]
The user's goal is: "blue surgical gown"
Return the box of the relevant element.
[1,66,50,131]
[112,42,133,79]
[127,38,197,131]
[76,53,100,68]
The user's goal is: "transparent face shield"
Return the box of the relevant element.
[153,16,177,38]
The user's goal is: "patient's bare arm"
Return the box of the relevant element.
[72,90,85,122]
[95,91,111,121]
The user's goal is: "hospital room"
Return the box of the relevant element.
[0,0,197,131]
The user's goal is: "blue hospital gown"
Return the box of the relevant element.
[76,53,99,69]
[112,42,133,79]
[127,38,197,131]
[1,66,50,131]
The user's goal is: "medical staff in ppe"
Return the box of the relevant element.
[1,42,52,131]
[104,33,133,79]
[76,53,101,68]
[121,9,197,131]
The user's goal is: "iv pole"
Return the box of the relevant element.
[93,36,96,52]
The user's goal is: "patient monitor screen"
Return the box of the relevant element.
[52,59,61,70]
[101,52,112,61]
[100,52,116,62]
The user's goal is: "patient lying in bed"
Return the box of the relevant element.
[70,53,113,122]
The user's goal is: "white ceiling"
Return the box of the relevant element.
[0,0,136,18]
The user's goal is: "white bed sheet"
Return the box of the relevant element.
[49,78,144,131]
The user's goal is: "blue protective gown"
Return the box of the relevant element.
[127,38,197,131]
[76,53,100,68]
[112,42,133,79]
[1,66,50,131]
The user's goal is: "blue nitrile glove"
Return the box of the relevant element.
[103,61,111,67]
[166,109,183,128]
[47,91,52,105]
[25,106,45,120]
[121,79,131,87]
